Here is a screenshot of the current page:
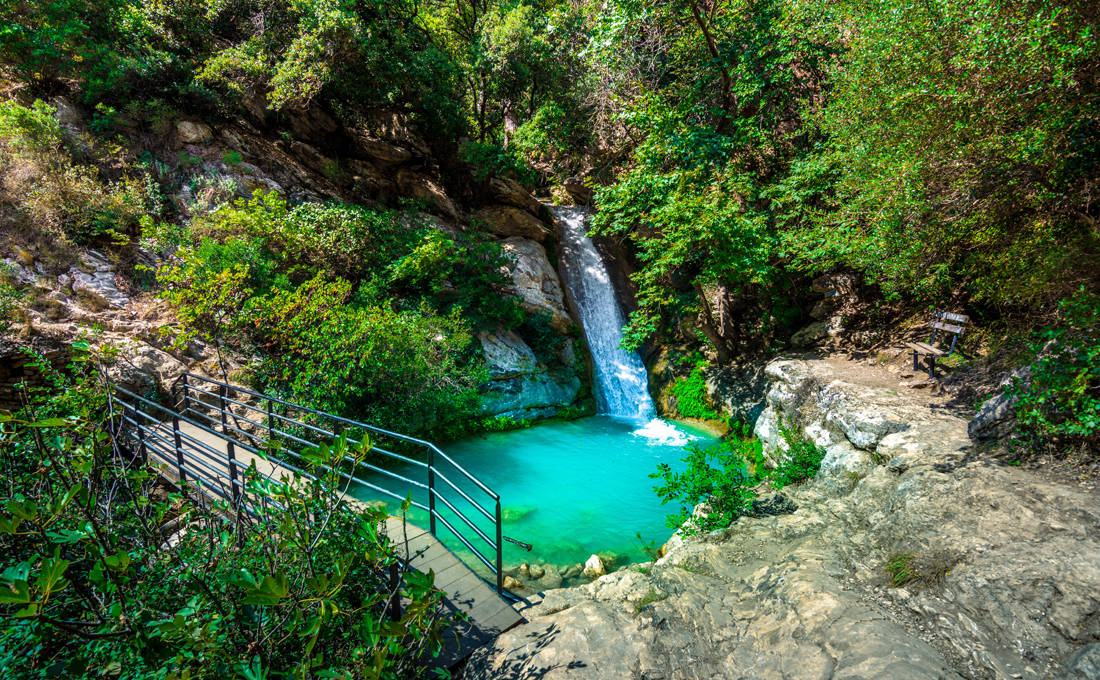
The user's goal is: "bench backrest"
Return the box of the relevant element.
[930,310,969,353]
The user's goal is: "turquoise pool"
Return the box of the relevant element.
[351,416,716,572]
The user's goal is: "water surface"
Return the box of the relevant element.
[352,416,716,570]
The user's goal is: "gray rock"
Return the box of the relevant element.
[748,491,797,517]
[704,362,768,427]
[176,120,212,144]
[474,205,552,242]
[1062,643,1100,680]
[477,330,580,417]
[467,358,1100,680]
[500,237,574,333]
[969,367,1030,441]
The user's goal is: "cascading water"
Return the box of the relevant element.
[553,206,658,422]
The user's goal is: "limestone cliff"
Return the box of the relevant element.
[467,357,1100,680]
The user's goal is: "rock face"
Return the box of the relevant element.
[176,120,213,144]
[474,205,552,242]
[501,237,573,333]
[704,361,768,426]
[969,367,1030,441]
[478,330,580,420]
[467,357,1100,680]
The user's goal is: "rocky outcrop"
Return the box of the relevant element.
[501,237,573,333]
[704,361,768,426]
[176,120,213,144]
[467,357,1100,680]
[969,367,1030,441]
[478,329,580,420]
[474,205,552,242]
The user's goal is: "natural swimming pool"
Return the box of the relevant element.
[351,415,716,572]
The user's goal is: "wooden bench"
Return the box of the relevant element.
[904,310,969,379]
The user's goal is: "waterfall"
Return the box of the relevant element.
[553,206,657,421]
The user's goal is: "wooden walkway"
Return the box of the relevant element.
[143,420,523,669]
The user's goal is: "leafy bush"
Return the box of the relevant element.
[1008,289,1100,452]
[671,367,720,420]
[769,423,828,489]
[0,100,146,247]
[458,141,538,185]
[651,424,823,534]
[0,344,452,678]
[651,439,759,534]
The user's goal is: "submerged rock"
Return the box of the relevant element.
[581,554,606,579]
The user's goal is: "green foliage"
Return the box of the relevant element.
[651,439,758,535]
[769,423,828,489]
[671,367,720,420]
[0,345,452,678]
[458,142,537,185]
[0,100,145,247]
[153,190,526,436]
[885,553,917,587]
[1008,289,1100,451]
[651,424,823,534]
[0,264,24,334]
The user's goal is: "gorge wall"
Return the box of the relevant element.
[467,356,1100,680]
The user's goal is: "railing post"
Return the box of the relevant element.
[137,413,148,465]
[267,399,274,442]
[427,446,437,535]
[220,387,241,508]
[495,499,503,595]
[172,414,186,483]
[388,562,402,620]
[181,376,191,413]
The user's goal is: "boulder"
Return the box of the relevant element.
[500,237,574,332]
[396,169,458,220]
[107,344,187,396]
[503,576,523,591]
[790,320,834,348]
[969,367,1029,441]
[487,177,545,218]
[176,121,213,144]
[704,362,768,427]
[69,269,127,310]
[539,570,564,590]
[477,330,580,417]
[474,205,552,242]
[354,134,413,164]
[562,178,593,205]
[527,564,545,580]
[582,554,606,580]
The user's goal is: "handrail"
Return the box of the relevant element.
[112,373,510,595]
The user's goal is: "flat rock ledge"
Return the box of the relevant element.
[466,358,1100,680]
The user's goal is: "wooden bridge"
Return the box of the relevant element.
[109,373,523,669]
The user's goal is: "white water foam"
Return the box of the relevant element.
[630,418,699,447]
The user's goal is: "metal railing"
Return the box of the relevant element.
[109,372,509,595]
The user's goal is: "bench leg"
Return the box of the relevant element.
[913,350,919,372]
[928,356,935,380]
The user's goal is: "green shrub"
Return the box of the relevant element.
[1008,289,1100,452]
[0,344,451,678]
[651,438,759,535]
[0,100,145,247]
[652,425,824,534]
[671,367,720,420]
[458,141,537,185]
[770,423,828,489]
